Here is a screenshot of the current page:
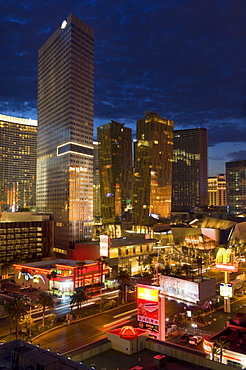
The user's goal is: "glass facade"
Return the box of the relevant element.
[226,160,246,215]
[93,142,101,222]
[0,114,37,211]
[172,128,208,212]
[37,14,94,249]
[133,112,174,226]
[98,121,133,229]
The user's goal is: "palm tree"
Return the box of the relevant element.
[3,301,15,339]
[21,268,28,287]
[4,298,27,339]
[213,336,230,363]
[211,342,220,361]
[50,270,57,295]
[46,270,57,293]
[117,270,131,304]
[37,292,54,326]
[70,288,88,317]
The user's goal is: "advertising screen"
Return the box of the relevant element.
[100,235,110,257]
[220,283,233,298]
[137,285,159,333]
[160,275,199,303]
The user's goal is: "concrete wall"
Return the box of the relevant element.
[64,340,111,363]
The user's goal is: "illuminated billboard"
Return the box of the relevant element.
[137,286,159,302]
[160,275,199,303]
[137,285,159,334]
[220,283,233,298]
[215,248,238,272]
[100,235,110,257]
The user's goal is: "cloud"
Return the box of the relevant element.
[0,0,246,160]
[227,150,246,162]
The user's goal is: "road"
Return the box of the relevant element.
[30,292,246,355]
[30,298,191,354]
[0,288,120,336]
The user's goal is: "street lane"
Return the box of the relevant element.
[31,299,190,354]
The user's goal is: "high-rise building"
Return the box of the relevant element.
[98,121,133,236]
[0,212,53,263]
[133,111,174,228]
[0,114,37,211]
[37,14,94,250]
[208,174,227,207]
[93,141,101,223]
[226,160,246,215]
[172,128,208,212]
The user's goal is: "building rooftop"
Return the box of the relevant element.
[14,259,96,270]
[0,340,89,369]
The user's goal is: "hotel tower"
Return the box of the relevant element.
[37,14,94,251]
[133,111,174,229]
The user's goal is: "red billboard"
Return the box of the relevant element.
[137,285,159,334]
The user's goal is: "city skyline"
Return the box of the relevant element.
[1,0,246,176]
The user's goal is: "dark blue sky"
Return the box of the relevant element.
[1,0,246,176]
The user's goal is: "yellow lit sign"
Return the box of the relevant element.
[137,286,159,302]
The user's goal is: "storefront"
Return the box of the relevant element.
[13,258,109,294]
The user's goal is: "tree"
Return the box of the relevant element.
[21,268,28,287]
[50,270,57,295]
[70,288,88,317]
[4,298,27,339]
[3,301,14,340]
[211,343,220,361]
[117,270,131,304]
[213,336,230,363]
[37,292,54,326]
[47,270,57,294]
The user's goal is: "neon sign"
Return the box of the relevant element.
[18,272,45,284]
[216,264,238,272]
[215,248,238,272]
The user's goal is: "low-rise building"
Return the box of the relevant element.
[204,320,246,368]
[13,258,109,294]
[69,237,159,278]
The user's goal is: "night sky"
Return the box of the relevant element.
[1,0,246,176]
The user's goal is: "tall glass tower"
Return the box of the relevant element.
[133,111,174,228]
[37,14,94,250]
[226,160,246,215]
[172,128,208,212]
[98,121,133,235]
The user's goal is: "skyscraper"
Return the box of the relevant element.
[133,111,174,228]
[37,14,94,250]
[208,174,227,207]
[0,114,37,211]
[172,128,208,212]
[93,141,101,223]
[98,121,133,236]
[226,160,246,215]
